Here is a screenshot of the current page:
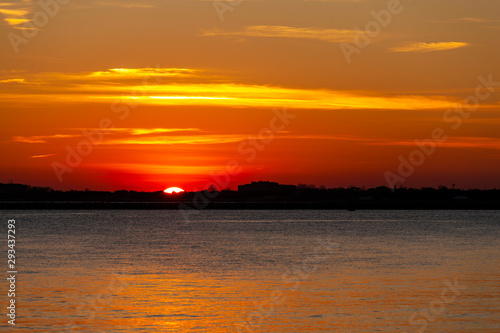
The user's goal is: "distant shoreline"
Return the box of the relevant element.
[1,201,499,210]
[2,183,499,210]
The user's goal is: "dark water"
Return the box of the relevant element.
[2,210,499,332]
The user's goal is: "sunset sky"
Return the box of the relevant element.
[1,0,499,191]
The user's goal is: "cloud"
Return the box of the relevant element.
[0,0,34,29]
[202,25,360,43]
[12,127,255,148]
[12,128,245,147]
[458,17,498,23]
[13,134,79,144]
[0,67,469,111]
[103,134,247,146]
[0,8,30,16]
[115,86,460,111]
[88,68,197,79]
[31,154,57,159]
[0,78,25,83]
[367,136,500,150]
[91,132,385,147]
[13,125,500,153]
[88,1,156,8]
[88,127,201,135]
[13,128,377,148]
[390,42,470,53]
[126,128,200,135]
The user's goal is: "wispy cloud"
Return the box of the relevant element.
[0,78,25,83]
[13,134,79,144]
[390,42,470,53]
[88,1,156,8]
[202,25,360,43]
[83,127,201,135]
[458,17,498,23]
[88,68,197,79]
[0,0,34,29]
[13,128,377,148]
[126,128,200,135]
[0,8,30,16]
[14,125,500,153]
[12,128,202,144]
[31,154,57,159]
[367,136,500,150]
[103,134,247,146]
[12,128,245,147]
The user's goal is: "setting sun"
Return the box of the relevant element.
[164,187,185,194]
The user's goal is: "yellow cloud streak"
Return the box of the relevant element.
[0,8,29,16]
[102,135,247,146]
[0,3,32,27]
[127,128,200,135]
[391,42,470,53]
[0,78,25,83]
[4,17,30,25]
[81,127,201,135]
[1,85,460,110]
[0,68,466,110]
[89,68,197,78]
[97,84,458,110]
[0,68,197,87]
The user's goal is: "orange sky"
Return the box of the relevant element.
[1,0,499,191]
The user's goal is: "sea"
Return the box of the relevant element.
[2,210,499,332]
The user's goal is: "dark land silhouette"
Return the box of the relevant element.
[1,181,499,210]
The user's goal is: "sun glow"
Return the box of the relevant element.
[164,187,185,194]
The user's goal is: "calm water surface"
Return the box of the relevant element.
[2,210,499,332]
